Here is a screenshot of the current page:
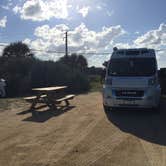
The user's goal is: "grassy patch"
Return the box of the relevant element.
[0,98,23,112]
[89,75,103,92]
[0,98,11,111]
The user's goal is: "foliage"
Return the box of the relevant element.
[0,42,91,97]
[2,41,33,58]
[89,75,103,92]
[59,53,88,71]
[0,57,34,96]
[0,56,90,97]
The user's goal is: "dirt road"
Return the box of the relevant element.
[0,92,166,166]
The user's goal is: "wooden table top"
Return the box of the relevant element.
[32,86,67,92]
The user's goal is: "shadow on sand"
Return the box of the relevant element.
[17,106,75,123]
[104,99,166,146]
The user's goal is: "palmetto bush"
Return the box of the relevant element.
[0,57,90,97]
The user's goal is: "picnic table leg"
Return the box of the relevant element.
[43,97,56,110]
[30,95,41,116]
[65,100,70,106]
[47,93,57,110]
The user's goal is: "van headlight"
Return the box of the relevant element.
[105,78,112,85]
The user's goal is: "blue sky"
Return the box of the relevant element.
[0,0,166,67]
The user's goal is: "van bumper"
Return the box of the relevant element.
[103,86,161,109]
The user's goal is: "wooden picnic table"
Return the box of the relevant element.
[24,86,75,114]
[32,86,67,92]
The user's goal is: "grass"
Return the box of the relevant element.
[0,97,24,112]
[89,75,103,92]
[0,98,12,111]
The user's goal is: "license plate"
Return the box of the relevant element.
[123,100,135,105]
[117,100,135,105]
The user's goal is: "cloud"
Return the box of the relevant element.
[114,42,131,49]
[13,0,69,21]
[78,6,90,18]
[96,5,102,11]
[13,5,22,14]
[106,10,114,17]
[0,46,4,55]
[29,23,125,52]
[0,5,10,10]
[0,43,8,56]
[23,23,125,66]
[134,23,166,48]
[0,0,13,10]
[135,31,140,35]
[112,23,166,68]
[0,16,7,28]
[23,23,166,67]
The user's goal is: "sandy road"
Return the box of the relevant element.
[0,92,166,166]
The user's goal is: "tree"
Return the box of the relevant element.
[77,54,88,71]
[2,41,33,58]
[58,53,88,71]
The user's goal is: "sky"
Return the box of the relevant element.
[0,0,166,67]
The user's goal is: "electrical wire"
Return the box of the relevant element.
[0,43,166,54]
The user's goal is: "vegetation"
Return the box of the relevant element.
[0,42,91,97]
[2,41,33,58]
[59,53,88,71]
[89,75,103,92]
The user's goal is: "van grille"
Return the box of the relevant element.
[115,90,144,97]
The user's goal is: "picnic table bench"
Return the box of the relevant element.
[24,86,75,114]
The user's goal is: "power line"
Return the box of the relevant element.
[1,43,166,54]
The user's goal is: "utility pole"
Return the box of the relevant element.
[65,31,68,57]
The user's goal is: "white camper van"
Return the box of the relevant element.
[103,48,161,111]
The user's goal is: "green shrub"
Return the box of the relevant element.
[0,57,90,97]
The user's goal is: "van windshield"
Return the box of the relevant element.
[108,58,156,76]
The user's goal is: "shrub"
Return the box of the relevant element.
[0,57,90,97]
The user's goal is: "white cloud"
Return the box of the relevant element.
[0,0,13,10]
[0,5,10,10]
[23,23,166,67]
[134,23,166,48]
[135,31,140,35]
[24,23,125,66]
[30,23,125,52]
[0,16,7,28]
[106,10,114,17]
[0,43,8,56]
[13,5,21,14]
[114,42,131,49]
[13,0,69,21]
[96,5,102,11]
[78,6,90,18]
[0,46,4,55]
[111,24,166,68]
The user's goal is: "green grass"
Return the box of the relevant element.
[0,98,23,112]
[89,75,103,92]
[0,98,11,111]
